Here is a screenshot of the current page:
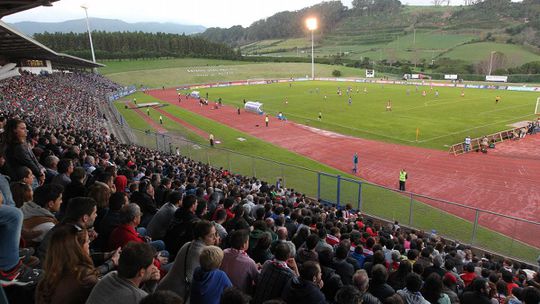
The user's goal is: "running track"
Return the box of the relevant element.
[146,89,540,249]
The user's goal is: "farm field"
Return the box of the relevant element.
[443,42,540,66]
[185,81,538,149]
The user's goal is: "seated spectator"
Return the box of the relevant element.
[10,181,32,208]
[95,192,128,251]
[253,243,299,304]
[58,166,87,220]
[20,184,63,246]
[442,272,460,304]
[369,264,396,303]
[212,209,228,240]
[221,229,260,295]
[42,155,59,185]
[158,220,218,301]
[460,277,492,304]
[220,287,251,304]
[87,181,112,231]
[353,269,383,304]
[86,242,160,304]
[332,241,355,285]
[51,158,73,188]
[139,290,184,304]
[14,166,34,187]
[35,225,98,304]
[397,273,430,304]
[130,179,157,227]
[296,234,319,265]
[388,260,412,291]
[163,194,199,258]
[521,286,540,304]
[421,273,450,304]
[317,247,343,302]
[460,262,477,287]
[251,232,274,265]
[0,192,43,286]
[281,261,325,304]
[190,246,232,304]
[147,191,182,240]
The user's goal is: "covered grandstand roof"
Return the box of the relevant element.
[0,20,103,69]
[0,0,59,18]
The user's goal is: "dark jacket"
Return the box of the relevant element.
[320,265,343,302]
[253,260,296,304]
[282,277,327,304]
[331,258,354,285]
[164,209,199,258]
[369,282,396,303]
[460,291,492,304]
[5,142,43,180]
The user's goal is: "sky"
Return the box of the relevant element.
[2,0,459,28]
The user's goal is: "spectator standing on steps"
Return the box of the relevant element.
[399,169,407,191]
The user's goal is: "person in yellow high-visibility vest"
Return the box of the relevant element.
[399,169,408,191]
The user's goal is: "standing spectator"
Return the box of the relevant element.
[35,225,98,304]
[464,136,471,152]
[221,230,260,295]
[281,261,326,304]
[2,119,45,186]
[253,243,299,304]
[86,242,160,304]
[190,246,232,304]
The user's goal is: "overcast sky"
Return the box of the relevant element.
[3,0,462,28]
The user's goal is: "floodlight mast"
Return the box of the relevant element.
[81,5,96,65]
[306,18,317,80]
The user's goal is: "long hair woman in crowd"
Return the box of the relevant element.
[35,225,98,304]
[1,119,44,186]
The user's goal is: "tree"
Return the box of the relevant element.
[332,69,342,76]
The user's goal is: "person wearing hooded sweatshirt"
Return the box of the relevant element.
[20,184,63,246]
[190,246,232,304]
[282,261,326,304]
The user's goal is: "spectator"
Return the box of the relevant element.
[317,246,343,302]
[35,225,98,303]
[190,246,232,304]
[10,181,32,208]
[421,273,451,304]
[1,118,44,186]
[221,229,260,295]
[460,277,492,304]
[164,194,199,258]
[140,290,184,304]
[95,192,128,251]
[281,261,326,304]
[0,192,43,286]
[20,184,63,246]
[369,264,396,303]
[353,269,383,304]
[86,242,160,304]
[332,241,355,285]
[51,158,73,188]
[442,272,460,304]
[220,287,251,304]
[460,262,477,287]
[147,191,182,240]
[59,166,87,220]
[158,220,218,301]
[397,273,430,304]
[521,286,540,304]
[253,243,299,304]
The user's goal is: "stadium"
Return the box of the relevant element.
[0,0,539,303]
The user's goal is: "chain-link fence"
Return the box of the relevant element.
[106,96,539,265]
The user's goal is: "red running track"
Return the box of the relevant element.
[147,89,540,248]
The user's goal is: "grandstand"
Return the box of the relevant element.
[0,1,539,304]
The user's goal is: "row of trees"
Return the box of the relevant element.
[34,31,239,60]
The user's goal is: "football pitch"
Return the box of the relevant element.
[193,81,538,149]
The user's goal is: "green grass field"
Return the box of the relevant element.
[443,42,540,65]
[114,91,539,263]
[186,81,538,149]
[102,61,370,88]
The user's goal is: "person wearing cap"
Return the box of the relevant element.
[442,272,460,304]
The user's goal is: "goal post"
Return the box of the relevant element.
[535,97,540,116]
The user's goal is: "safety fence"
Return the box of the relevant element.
[448,126,526,155]
[117,122,540,265]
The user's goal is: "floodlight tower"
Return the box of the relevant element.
[306,17,318,80]
[488,50,496,76]
[81,5,96,64]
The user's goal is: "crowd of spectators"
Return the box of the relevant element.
[0,72,539,304]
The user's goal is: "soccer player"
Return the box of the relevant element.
[435,90,439,97]
[147,107,150,116]
[348,97,352,106]
[386,100,392,111]
[495,96,500,104]
[422,90,427,97]
[461,90,465,97]
[318,112,322,120]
